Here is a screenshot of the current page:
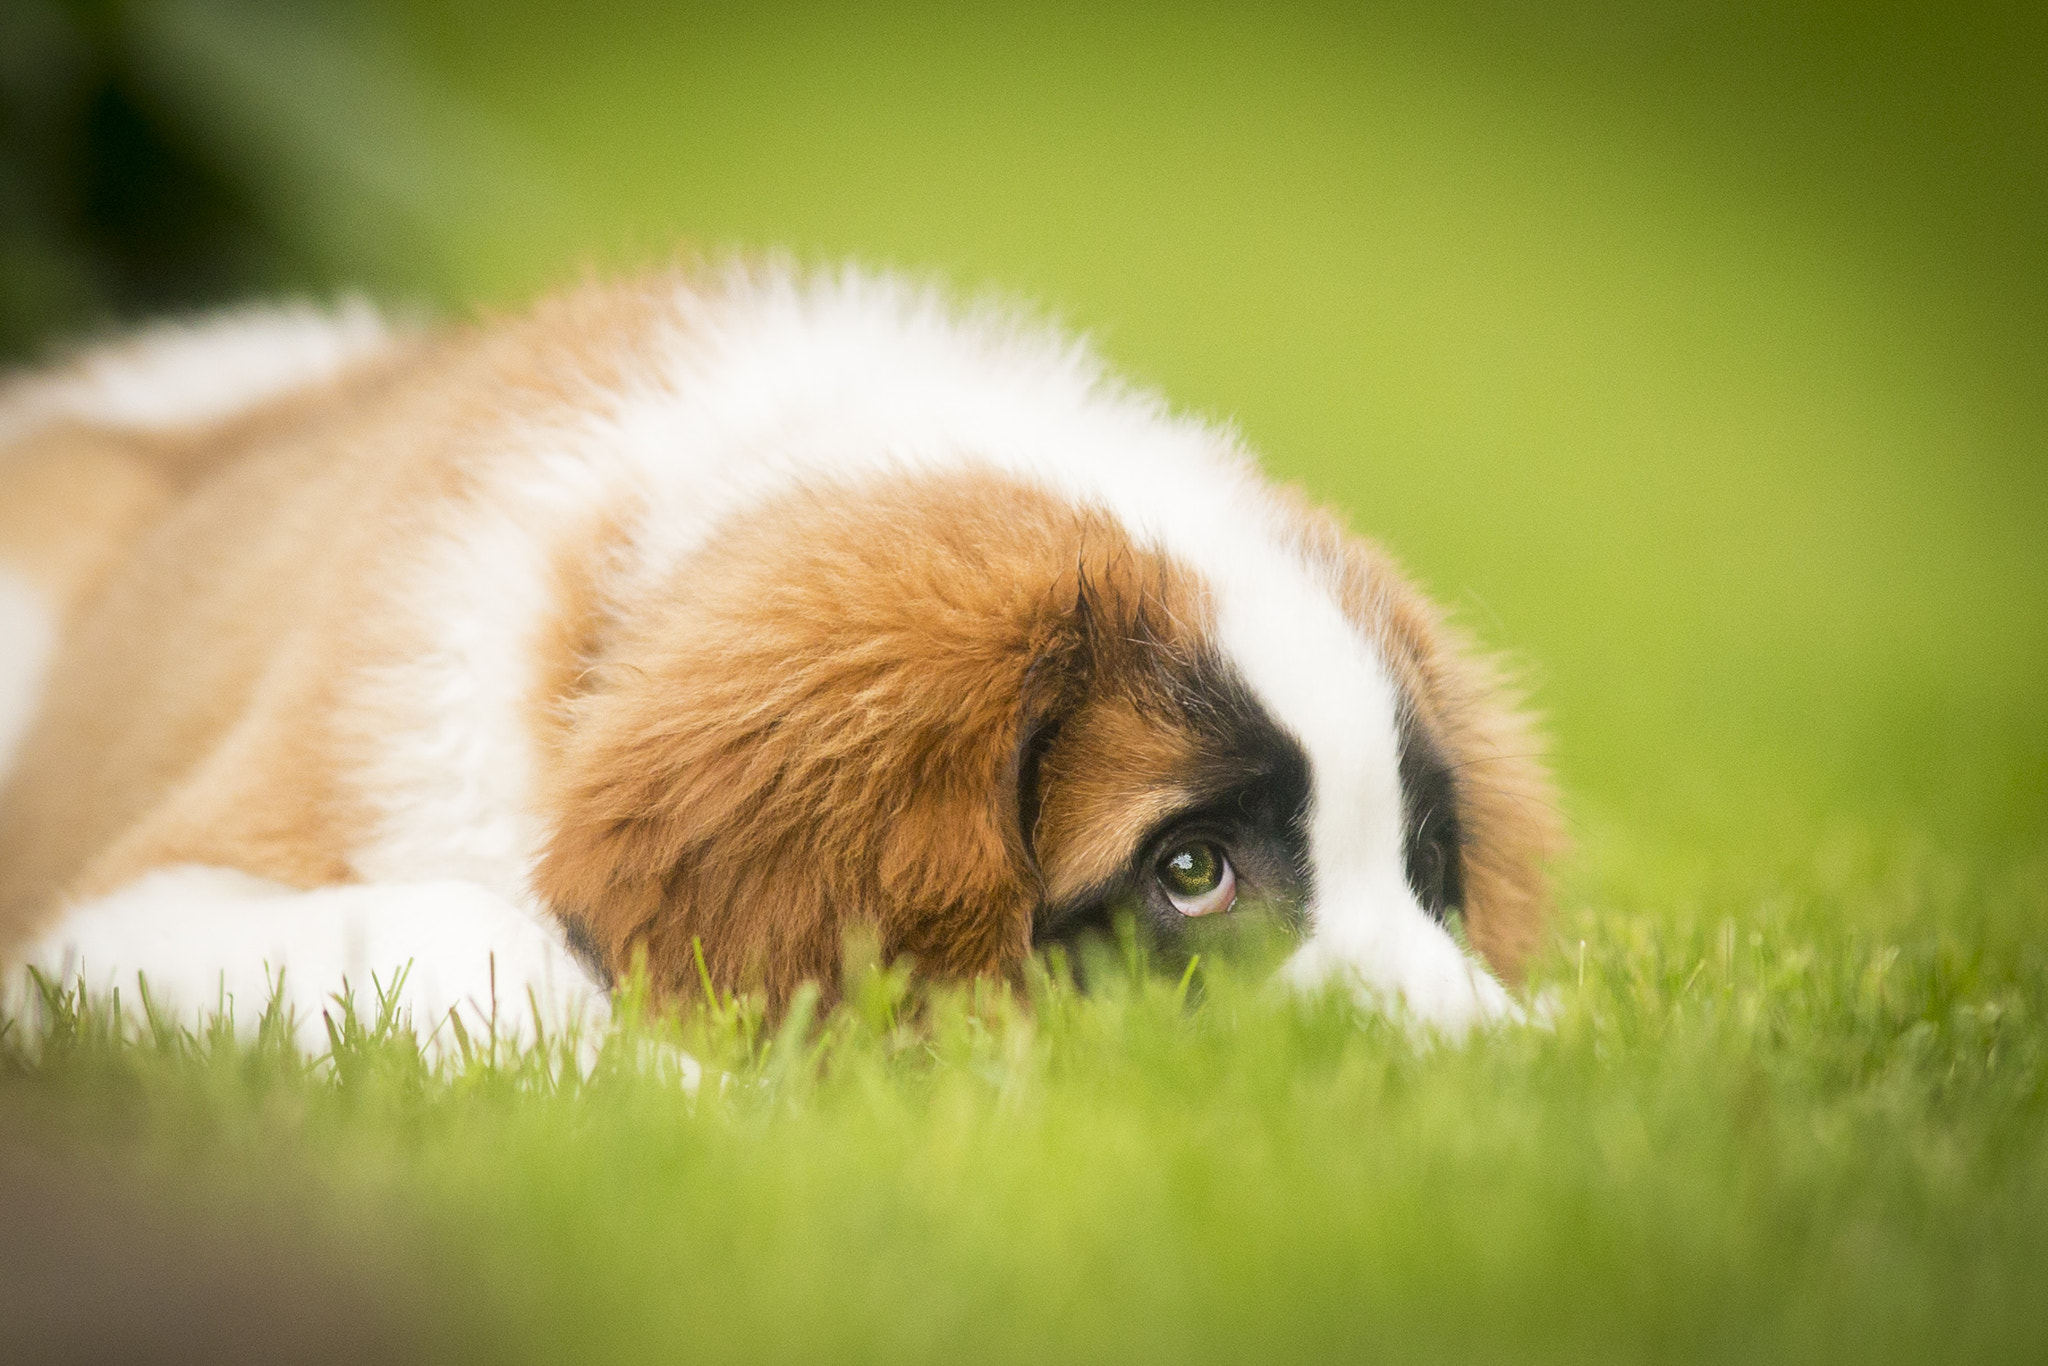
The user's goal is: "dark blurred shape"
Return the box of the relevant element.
[0,0,288,362]
[0,1137,426,1365]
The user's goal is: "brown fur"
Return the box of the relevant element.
[1031,692,1207,906]
[0,426,173,615]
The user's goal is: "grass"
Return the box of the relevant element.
[7,826,2046,1363]
[5,2,2046,1360]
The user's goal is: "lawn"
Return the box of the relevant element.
[4,2,2045,1361]
[8,835,2048,1363]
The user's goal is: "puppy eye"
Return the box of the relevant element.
[1156,841,1236,917]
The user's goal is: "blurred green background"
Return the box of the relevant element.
[5,0,2043,867]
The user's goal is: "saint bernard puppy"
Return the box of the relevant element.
[0,263,1556,1052]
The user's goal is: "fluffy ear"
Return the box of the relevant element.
[533,473,1106,1009]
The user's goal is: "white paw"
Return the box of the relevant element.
[327,879,613,1061]
[1281,930,1522,1035]
[5,867,611,1063]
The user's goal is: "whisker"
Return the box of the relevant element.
[1440,752,1552,774]
[1446,782,1575,824]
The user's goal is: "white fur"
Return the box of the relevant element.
[0,298,392,444]
[345,264,1510,1029]
[5,867,609,1061]
[0,568,56,788]
[344,504,558,904]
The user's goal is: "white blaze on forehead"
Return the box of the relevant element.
[1214,561,1405,873]
[1208,555,1518,1031]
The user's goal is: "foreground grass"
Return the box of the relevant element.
[5,826,2044,1364]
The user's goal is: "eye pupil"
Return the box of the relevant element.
[1159,842,1222,896]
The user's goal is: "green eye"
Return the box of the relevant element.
[1157,842,1236,916]
[1159,842,1223,896]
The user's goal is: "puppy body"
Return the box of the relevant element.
[0,265,1554,1046]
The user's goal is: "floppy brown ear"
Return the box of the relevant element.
[533,472,1107,1010]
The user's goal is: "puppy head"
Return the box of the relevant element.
[536,469,1555,1020]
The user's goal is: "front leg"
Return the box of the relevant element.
[4,867,611,1058]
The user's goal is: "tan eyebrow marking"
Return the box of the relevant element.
[1032,693,1205,904]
